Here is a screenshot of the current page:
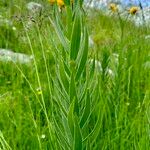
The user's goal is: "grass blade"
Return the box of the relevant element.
[70,8,81,60]
[80,89,91,128]
[73,115,83,150]
[76,28,89,80]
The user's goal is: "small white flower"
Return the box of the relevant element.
[36,87,42,95]
[106,68,114,77]
[12,26,16,31]
[36,87,42,91]
[145,35,150,39]
[41,134,46,139]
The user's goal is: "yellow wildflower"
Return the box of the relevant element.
[57,0,65,7]
[36,87,42,95]
[129,6,139,15]
[48,0,74,7]
[109,3,118,12]
[37,90,42,95]
[48,0,64,7]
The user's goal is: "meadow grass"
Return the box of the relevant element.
[0,0,150,149]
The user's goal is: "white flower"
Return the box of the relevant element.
[105,68,114,77]
[145,35,150,39]
[12,26,16,31]
[41,134,46,139]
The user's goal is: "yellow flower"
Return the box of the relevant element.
[36,87,42,95]
[129,6,139,15]
[109,3,118,12]
[37,90,42,95]
[57,0,65,7]
[48,0,64,7]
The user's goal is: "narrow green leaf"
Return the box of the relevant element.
[70,9,81,60]
[73,0,81,9]
[76,28,89,80]
[64,0,71,5]
[53,97,67,117]
[80,89,91,128]
[90,57,95,79]
[68,99,75,137]
[54,77,70,104]
[53,118,70,150]
[49,17,70,51]
[66,6,73,38]
[0,131,12,150]
[86,139,91,150]
[73,115,82,150]
[70,73,79,115]
[89,107,104,144]
[64,61,71,77]
[59,60,69,93]
[62,115,73,146]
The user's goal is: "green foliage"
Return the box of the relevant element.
[0,21,17,49]
[0,0,150,149]
[70,7,81,60]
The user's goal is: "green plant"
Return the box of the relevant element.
[0,0,150,149]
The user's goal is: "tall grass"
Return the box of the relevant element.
[0,0,150,149]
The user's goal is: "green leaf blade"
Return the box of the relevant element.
[76,28,89,80]
[70,10,81,60]
[73,115,83,150]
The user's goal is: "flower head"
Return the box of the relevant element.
[109,3,118,12]
[36,87,42,95]
[41,134,46,139]
[48,0,64,7]
[129,6,139,15]
[57,0,65,7]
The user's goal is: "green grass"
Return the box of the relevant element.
[0,0,150,149]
